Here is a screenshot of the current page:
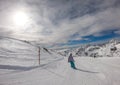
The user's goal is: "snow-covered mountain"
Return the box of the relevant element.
[56,39,120,57]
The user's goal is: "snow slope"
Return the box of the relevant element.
[0,37,62,66]
[0,57,120,85]
[0,38,120,85]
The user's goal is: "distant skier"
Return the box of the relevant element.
[68,53,76,69]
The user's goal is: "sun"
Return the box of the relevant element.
[13,11,29,26]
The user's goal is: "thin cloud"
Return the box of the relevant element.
[0,0,120,47]
[0,26,13,37]
[115,30,120,34]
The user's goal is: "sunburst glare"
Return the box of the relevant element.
[13,11,29,26]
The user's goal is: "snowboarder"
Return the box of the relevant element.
[68,53,76,69]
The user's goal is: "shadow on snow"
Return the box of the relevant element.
[0,65,39,71]
[75,68,99,73]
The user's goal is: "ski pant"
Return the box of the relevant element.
[69,61,76,69]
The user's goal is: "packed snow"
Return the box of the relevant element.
[0,37,120,85]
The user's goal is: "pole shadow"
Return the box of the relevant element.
[75,68,99,74]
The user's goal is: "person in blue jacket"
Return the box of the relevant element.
[68,53,76,69]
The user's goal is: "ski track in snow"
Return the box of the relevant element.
[0,37,120,85]
[0,57,120,85]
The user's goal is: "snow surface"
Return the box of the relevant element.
[0,57,120,85]
[0,38,120,85]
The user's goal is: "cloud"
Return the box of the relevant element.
[0,26,13,37]
[45,7,120,45]
[115,30,120,34]
[0,0,120,47]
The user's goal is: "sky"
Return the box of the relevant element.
[0,0,120,48]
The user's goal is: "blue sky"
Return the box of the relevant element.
[0,0,120,48]
[70,29,120,43]
[68,30,120,45]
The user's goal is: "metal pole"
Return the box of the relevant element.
[38,47,40,65]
